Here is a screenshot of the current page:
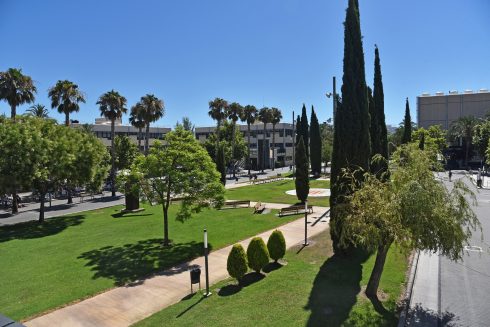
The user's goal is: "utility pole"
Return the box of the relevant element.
[292,110,295,177]
[326,76,337,120]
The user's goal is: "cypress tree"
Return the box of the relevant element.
[370,45,389,180]
[295,114,301,145]
[300,104,309,159]
[402,98,412,144]
[309,106,322,176]
[295,136,309,204]
[330,0,371,254]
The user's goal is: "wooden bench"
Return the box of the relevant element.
[253,201,266,214]
[223,200,251,208]
[278,204,314,217]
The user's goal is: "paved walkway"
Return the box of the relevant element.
[25,204,330,327]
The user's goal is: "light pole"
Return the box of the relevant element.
[325,76,337,120]
[303,200,309,246]
[203,228,211,297]
[292,110,295,178]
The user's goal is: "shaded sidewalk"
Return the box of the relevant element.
[25,204,330,327]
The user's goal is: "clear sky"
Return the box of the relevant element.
[1,0,489,128]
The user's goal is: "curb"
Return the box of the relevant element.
[397,250,420,327]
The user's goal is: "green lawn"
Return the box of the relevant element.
[0,203,301,321]
[135,231,407,327]
[227,179,330,207]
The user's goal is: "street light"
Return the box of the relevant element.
[303,200,309,246]
[203,228,211,297]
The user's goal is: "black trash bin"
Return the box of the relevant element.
[190,268,201,293]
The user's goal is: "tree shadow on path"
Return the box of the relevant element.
[78,239,209,286]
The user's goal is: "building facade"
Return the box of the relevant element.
[195,122,295,170]
[417,89,490,129]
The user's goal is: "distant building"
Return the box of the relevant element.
[195,122,295,169]
[417,89,490,129]
[73,118,171,151]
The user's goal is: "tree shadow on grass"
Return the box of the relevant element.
[405,303,458,326]
[111,212,152,218]
[217,271,265,297]
[304,249,370,327]
[0,215,85,243]
[263,261,284,273]
[78,239,210,286]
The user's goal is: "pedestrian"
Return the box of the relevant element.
[448,170,452,182]
[477,168,482,188]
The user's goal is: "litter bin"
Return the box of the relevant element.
[190,268,201,293]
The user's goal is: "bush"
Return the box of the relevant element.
[227,244,248,283]
[246,237,270,273]
[267,230,286,263]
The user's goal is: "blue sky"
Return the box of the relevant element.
[1,0,489,128]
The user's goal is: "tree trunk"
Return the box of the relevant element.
[465,138,470,168]
[365,242,392,298]
[272,124,276,171]
[65,112,70,126]
[12,190,18,214]
[111,120,116,197]
[138,127,142,152]
[262,123,267,172]
[67,187,73,204]
[232,122,236,178]
[247,123,251,175]
[163,205,170,246]
[11,104,16,121]
[145,123,150,156]
[39,192,45,223]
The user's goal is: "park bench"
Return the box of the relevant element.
[253,201,266,213]
[278,204,314,217]
[223,200,251,208]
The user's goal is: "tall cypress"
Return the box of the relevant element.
[300,104,309,159]
[330,0,371,255]
[309,106,322,176]
[295,114,301,145]
[402,98,412,144]
[295,136,309,204]
[370,46,389,180]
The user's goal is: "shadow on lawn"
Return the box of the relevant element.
[0,215,85,243]
[78,239,209,286]
[218,271,266,297]
[304,249,370,327]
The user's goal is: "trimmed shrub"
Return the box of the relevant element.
[227,244,248,283]
[246,237,270,273]
[267,230,286,263]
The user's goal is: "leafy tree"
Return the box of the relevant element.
[129,103,146,151]
[176,116,195,132]
[339,144,479,299]
[227,102,243,177]
[27,104,49,118]
[227,244,248,284]
[300,104,309,160]
[449,116,479,167]
[370,46,389,180]
[48,80,85,126]
[135,127,225,245]
[267,230,286,263]
[473,119,490,164]
[114,135,140,171]
[295,136,309,204]
[401,98,412,144]
[320,120,334,169]
[258,107,272,172]
[246,237,270,273]
[330,0,371,254]
[139,94,165,156]
[97,90,128,197]
[309,107,322,176]
[216,141,227,185]
[0,68,36,121]
[240,105,258,175]
[270,107,283,170]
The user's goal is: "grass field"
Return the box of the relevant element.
[0,203,301,321]
[135,230,407,327]
[226,179,330,207]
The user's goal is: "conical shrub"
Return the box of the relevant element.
[246,237,270,273]
[267,230,286,263]
[227,244,248,283]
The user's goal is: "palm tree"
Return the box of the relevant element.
[270,107,283,171]
[227,102,243,177]
[129,103,146,152]
[140,94,165,156]
[240,105,258,175]
[258,107,272,172]
[450,116,479,167]
[0,68,36,214]
[208,98,228,142]
[97,90,128,197]
[27,104,49,118]
[48,80,85,126]
[0,68,36,121]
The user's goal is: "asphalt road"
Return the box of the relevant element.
[407,171,490,326]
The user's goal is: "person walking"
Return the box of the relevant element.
[477,168,482,188]
[448,170,452,182]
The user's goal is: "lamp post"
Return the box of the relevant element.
[203,228,211,297]
[303,200,309,246]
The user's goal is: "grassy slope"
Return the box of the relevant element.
[0,204,301,321]
[135,231,407,327]
[226,179,330,207]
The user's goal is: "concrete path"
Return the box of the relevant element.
[25,204,330,327]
